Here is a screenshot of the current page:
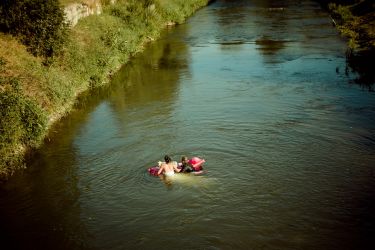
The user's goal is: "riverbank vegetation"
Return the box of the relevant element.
[0,0,209,179]
[318,0,374,85]
[327,0,374,52]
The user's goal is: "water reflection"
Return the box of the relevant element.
[108,39,190,108]
[346,50,375,90]
[210,0,298,63]
[0,143,89,249]
[255,37,287,55]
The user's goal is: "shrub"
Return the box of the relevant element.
[0,0,69,60]
[0,75,47,176]
[0,74,47,165]
[0,78,47,145]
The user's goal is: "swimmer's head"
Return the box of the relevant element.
[181,156,188,163]
[164,155,171,163]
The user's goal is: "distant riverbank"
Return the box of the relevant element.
[0,0,209,180]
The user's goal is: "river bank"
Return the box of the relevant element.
[319,0,375,86]
[325,0,374,51]
[0,0,209,180]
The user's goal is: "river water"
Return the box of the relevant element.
[1,0,375,249]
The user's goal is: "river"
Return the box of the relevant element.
[1,0,375,249]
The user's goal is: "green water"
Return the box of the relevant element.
[1,0,375,249]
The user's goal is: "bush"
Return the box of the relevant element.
[0,78,47,147]
[0,75,47,175]
[0,0,69,60]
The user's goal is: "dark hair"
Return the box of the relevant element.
[164,155,171,163]
[180,156,191,173]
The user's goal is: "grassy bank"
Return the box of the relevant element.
[0,0,209,179]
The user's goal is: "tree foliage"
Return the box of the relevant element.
[0,0,68,59]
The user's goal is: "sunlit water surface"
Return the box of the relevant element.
[1,0,375,249]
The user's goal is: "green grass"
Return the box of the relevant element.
[60,0,102,7]
[0,0,209,179]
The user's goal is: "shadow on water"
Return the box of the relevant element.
[346,49,375,91]
[0,146,90,249]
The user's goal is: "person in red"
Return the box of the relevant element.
[179,156,194,173]
[180,156,205,172]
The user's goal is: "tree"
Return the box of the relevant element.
[0,0,68,59]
